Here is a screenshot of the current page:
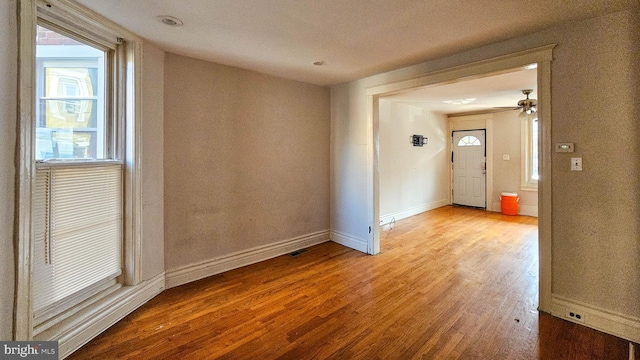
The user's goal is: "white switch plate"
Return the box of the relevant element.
[503,154,510,161]
[571,157,582,171]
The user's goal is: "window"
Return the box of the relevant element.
[531,117,539,180]
[31,22,124,334]
[16,0,142,350]
[36,25,108,160]
[521,114,539,189]
[457,135,481,146]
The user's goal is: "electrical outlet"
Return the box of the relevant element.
[555,143,575,152]
[566,309,584,323]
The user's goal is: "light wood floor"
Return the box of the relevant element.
[69,206,631,359]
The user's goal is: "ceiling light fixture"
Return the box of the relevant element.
[156,15,183,27]
[443,98,476,105]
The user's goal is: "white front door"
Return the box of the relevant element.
[453,130,486,208]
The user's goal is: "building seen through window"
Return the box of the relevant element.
[36,25,106,160]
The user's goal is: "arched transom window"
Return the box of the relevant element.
[457,135,481,146]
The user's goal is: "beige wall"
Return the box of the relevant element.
[163,53,330,270]
[550,9,639,315]
[379,100,449,221]
[331,7,640,323]
[491,110,537,212]
[140,42,165,280]
[0,0,17,341]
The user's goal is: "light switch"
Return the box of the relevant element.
[571,157,582,171]
[502,154,510,161]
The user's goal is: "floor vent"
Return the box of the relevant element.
[288,249,308,257]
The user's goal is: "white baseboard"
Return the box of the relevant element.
[165,230,330,288]
[330,230,368,253]
[52,272,165,359]
[490,201,538,217]
[380,199,449,225]
[549,294,640,343]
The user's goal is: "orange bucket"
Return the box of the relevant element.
[500,192,518,215]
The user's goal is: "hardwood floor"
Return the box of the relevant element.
[68,206,632,359]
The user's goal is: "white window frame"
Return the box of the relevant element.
[15,0,142,351]
[521,113,539,191]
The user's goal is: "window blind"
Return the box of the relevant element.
[33,164,123,320]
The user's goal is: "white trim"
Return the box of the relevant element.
[330,230,369,253]
[537,55,553,313]
[520,185,538,192]
[123,38,143,286]
[485,118,493,210]
[380,199,449,225]
[15,0,37,341]
[36,0,141,45]
[369,95,379,255]
[42,273,165,359]
[366,45,555,96]
[448,113,494,122]
[549,294,640,344]
[165,231,330,288]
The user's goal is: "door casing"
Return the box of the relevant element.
[452,129,486,208]
[365,45,554,315]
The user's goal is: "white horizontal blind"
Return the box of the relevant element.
[33,164,123,318]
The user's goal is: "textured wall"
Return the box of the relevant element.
[549,9,640,316]
[331,8,640,320]
[140,42,165,281]
[164,53,330,270]
[0,0,17,340]
[379,101,449,219]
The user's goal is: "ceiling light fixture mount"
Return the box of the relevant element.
[518,89,537,114]
[443,98,476,105]
[156,15,183,27]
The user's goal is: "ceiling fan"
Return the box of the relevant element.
[495,89,537,114]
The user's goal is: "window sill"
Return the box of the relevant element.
[34,273,165,358]
[520,185,538,192]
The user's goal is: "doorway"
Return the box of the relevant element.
[366,45,554,313]
[452,129,486,208]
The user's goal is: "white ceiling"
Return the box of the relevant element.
[75,0,635,87]
[72,0,634,115]
[383,66,538,115]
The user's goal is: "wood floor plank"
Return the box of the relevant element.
[68,206,630,359]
